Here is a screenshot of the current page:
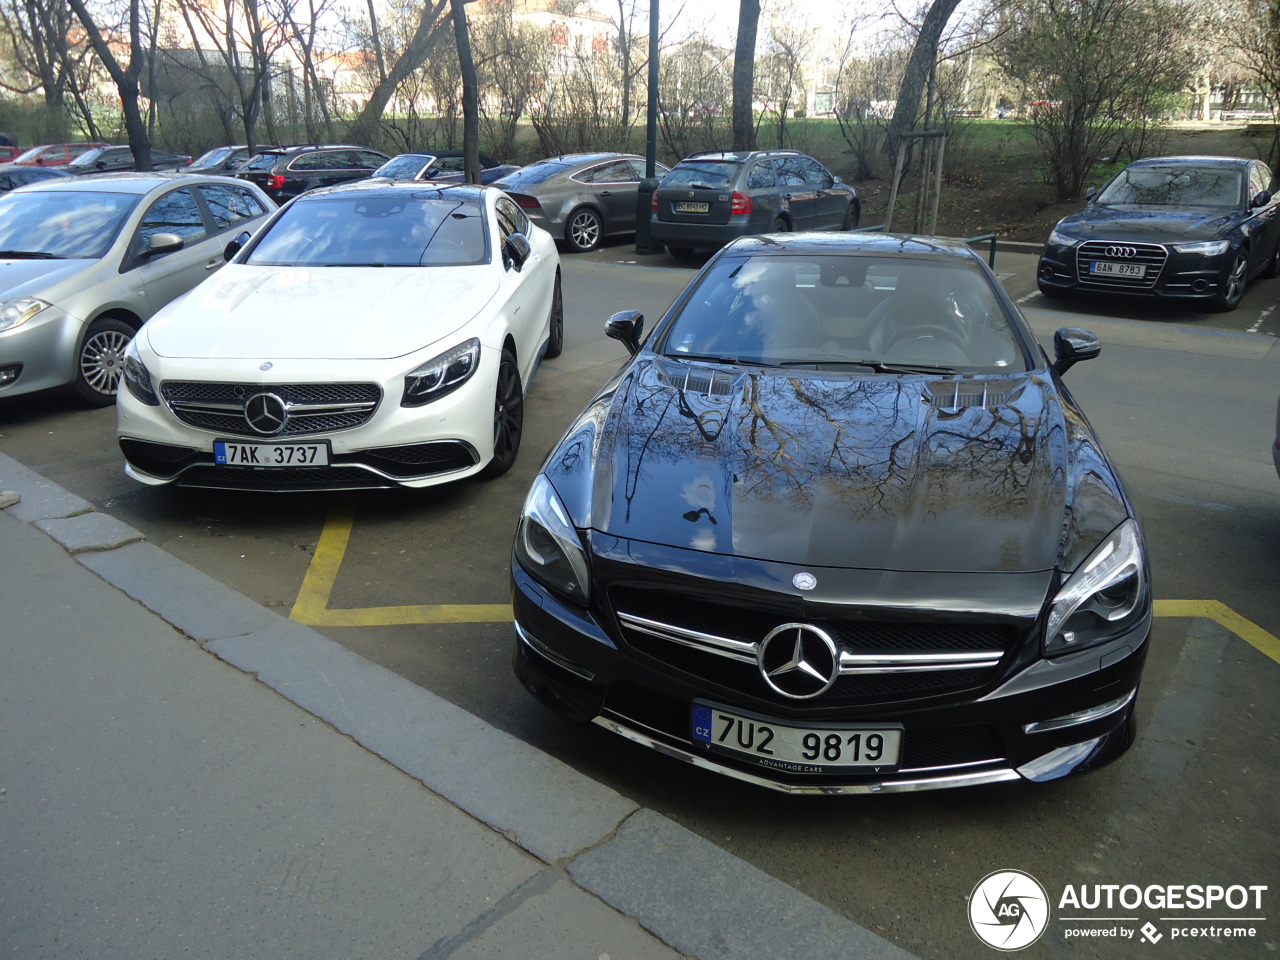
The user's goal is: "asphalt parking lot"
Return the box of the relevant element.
[1,240,1277,959]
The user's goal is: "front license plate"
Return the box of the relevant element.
[691,702,902,772]
[214,440,330,467]
[1090,260,1145,278]
[673,201,710,213]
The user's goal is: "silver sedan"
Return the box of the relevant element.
[0,173,273,406]
[493,152,669,252]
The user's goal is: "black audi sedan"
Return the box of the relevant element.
[511,232,1152,795]
[1037,155,1280,311]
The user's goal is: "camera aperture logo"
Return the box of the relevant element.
[969,869,1050,951]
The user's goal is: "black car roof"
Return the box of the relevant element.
[1127,155,1252,168]
[722,232,981,260]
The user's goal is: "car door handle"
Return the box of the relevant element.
[205,259,222,270]
[600,190,613,196]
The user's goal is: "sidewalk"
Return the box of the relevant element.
[0,449,916,960]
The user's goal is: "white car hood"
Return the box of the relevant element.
[145,265,499,361]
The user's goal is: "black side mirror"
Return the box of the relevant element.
[1053,327,1100,375]
[503,232,532,270]
[1252,190,1272,208]
[1084,186,1099,203]
[605,309,645,355]
[223,230,252,262]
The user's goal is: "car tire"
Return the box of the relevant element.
[565,206,603,253]
[667,246,696,258]
[1211,252,1248,312]
[771,216,791,233]
[1261,243,1280,279]
[73,316,134,407]
[841,202,859,231]
[479,347,523,479]
[544,272,564,359]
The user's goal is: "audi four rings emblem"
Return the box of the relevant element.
[245,392,288,435]
[1104,245,1137,258]
[757,623,839,699]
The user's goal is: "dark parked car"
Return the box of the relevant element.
[493,152,670,252]
[1037,155,1280,311]
[0,163,72,193]
[9,142,110,167]
[650,149,860,256]
[511,232,1151,795]
[369,151,520,185]
[66,146,192,175]
[185,145,275,174]
[234,144,391,204]
[1274,395,1280,480]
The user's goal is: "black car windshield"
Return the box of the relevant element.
[189,147,236,170]
[373,155,433,180]
[494,161,571,188]
[246,194,489,267]
[66,148,110,168]
[664,162,737,190]
[0,190,141,259]
[662,254,1029,374]
[1098,165,1244,208]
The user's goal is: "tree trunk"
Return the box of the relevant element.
[732,0,761,151]
[451,0,481,184]
[67,0,151,168]
[884,0,963,159]
[347,0,451,145]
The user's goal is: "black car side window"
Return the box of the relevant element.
[135,188,208,252]
[776,158,807,187]
[197,184,267,230]
[747,162,777,189]
[799,157,833,188]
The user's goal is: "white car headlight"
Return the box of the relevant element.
[1044,518,1146,656]
[1171,240,1231,256]
[402,338,481,407]
[514,474,591,605]
[122,339,159,406]
[0,297,51,333]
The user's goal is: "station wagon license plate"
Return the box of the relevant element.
[691,702,902,772]
[673,201,710,213]
[214,439,330,467]
[1090,260,1145,278]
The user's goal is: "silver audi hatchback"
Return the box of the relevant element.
[0,172,273,406]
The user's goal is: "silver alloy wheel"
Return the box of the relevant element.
[80,326,131,396]
[1218,253,1248,310]
[567,208,602,252]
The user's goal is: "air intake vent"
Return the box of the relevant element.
[657,365,741,398]
[923,380,1019,411]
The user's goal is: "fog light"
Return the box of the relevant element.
[1039,265,1054,280]
[1023,689,1136,734]
[0,364,21,385]
[1191,279,1209,292]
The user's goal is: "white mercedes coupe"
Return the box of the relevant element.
[117,180,562,491]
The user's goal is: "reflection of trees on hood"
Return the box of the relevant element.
[617,361,1055,524]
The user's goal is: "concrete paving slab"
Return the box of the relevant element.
[35,510,145,553]
[211,622,640,865]
[569,809,917,960]
[0,449,91,521]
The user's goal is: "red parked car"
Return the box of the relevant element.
[9,142,110,167]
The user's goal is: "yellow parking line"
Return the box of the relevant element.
[291,508,1280,655]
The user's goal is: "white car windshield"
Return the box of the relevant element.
[0,190,141,259]
[246,195,489,267]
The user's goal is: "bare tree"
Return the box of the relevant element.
[1229,0,1280,162]
[731,0,760,150]
[884,0,966,159]
[68,0,151,165]
[0,0,101,136]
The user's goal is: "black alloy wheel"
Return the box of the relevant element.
[565,206,603,253]
[74,316,134,407]
[544,272,564,359]
[841,202,859,231]
[480,347,524,478]
[771,216,791,233]
[1211,252,1248,311]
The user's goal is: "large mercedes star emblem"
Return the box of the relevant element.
[245,392,288,435]
[757,623,839,699]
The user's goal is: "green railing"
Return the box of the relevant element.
[852,224,999,268]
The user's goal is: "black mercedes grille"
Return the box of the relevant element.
[161,381,382,437]
[1076,241,1167,289]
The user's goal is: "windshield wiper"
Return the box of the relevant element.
[669,352,767,366]
[0,249,62,259]
[867,361,958,374]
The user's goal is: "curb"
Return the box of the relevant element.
[0,448,919,960]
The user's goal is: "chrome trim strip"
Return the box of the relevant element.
[618,612,1001,674]
[517,624,595,681]
[1022,688,1136,733]
[591,715,1021,795]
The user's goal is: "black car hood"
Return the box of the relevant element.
[546,358,1126,577]
[1055,204,1235,243]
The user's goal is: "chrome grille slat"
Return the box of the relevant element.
[1075,240,1167,289]
[160,381,382,437]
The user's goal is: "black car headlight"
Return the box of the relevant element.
[1047,228,1080,248]
[402,338,480,407]
[122,341,159,406]
[514,474,591,605]
[1171,240,1230,256]
[1044,518,1146,656]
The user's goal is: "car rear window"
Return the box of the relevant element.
[241,152,285,172]
[663,162,737,190]
[494,161,572,188]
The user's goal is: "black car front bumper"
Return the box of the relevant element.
[1038,238,1237,302]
